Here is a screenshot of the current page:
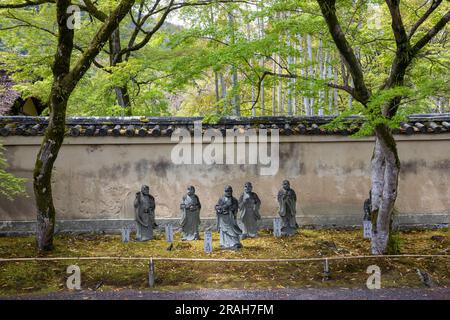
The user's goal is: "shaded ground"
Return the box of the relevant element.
[0,229,448,297]
[3,287,450,300]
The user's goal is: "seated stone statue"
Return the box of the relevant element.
[134,185,157,241]
[277,180,298,236]
[180,186,201,241]
[215,185,243,250]
[363,190,372,221]
[238,182,261,239]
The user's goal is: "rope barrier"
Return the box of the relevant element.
[0,254,448,263]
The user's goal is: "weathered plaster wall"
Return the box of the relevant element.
[0,134,449,232]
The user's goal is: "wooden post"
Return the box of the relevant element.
[273,218,282,237]
[204,231,213,253]
[148,258,155,288]
[323,258,331,281]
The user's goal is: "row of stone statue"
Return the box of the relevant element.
[134,180,298,250]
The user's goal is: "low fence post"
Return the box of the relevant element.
[149,257,155,288]
[323,258,331,281]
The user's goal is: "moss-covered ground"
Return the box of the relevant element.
[0,228,448,297]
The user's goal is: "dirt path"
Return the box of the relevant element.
[3,287,449,300]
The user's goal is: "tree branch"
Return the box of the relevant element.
[82,0,107,22]
[63,0,136,91]
[385,0,410,51]
[316,0,370,105]
[0,0,54,9]
[119,0,174,56]
[410,9,450,56]
[4,11,57,36]
[408,0,443,39]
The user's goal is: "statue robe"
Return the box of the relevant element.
[134,192,156,241]
[180,194,201,241]
[277,188,298,236]
[215,196,242,249]
[238,191,261,238]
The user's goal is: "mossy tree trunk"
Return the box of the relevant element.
[32,0,136,251]
[34,0,73,251]
[370,125,400,254]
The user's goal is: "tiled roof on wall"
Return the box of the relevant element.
[0,114,449,137]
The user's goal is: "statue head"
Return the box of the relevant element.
[187,185,195,196]
[282,180,290,191]
[244,182,253,193]
[224,185,233,197]
[141,185,150,195]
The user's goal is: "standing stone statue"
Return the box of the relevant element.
[238,182,261,239]
[363,190,372,221]
[180,186,201,241]
[134,185,157,241]
[215,185,243,249]
[277,180,298,236]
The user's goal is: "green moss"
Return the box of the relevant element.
[0,229,448,296]
[387,232,402,255]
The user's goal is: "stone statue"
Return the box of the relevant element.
[238,182,261,239]
[134,185,157,241]
[180,186,201,241]
[363,190,372,221]
[215,185,243,249]
[277,180,298,236]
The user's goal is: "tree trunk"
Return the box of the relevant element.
[114,86,131,113]
[34,83,68,251]
[258,10,265,115]
[33,0,73,251]
[287,38,293,115]
[228,12,240,116]
[214,71,220,103]
[219,72,227,109]
[277,53,283,114]
[32,0,136,251]
[370,124,400,254]
[271,58,276,115]
[110,28,132,115]
[298,35,307,115]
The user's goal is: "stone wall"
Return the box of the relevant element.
[1,121,449,234]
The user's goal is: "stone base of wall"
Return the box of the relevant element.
[1,214,448,236]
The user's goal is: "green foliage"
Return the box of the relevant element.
[0,0,448,117]
[387,232,403,255]
[0,144,27,200]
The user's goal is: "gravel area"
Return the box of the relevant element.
[3,287,449,300]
